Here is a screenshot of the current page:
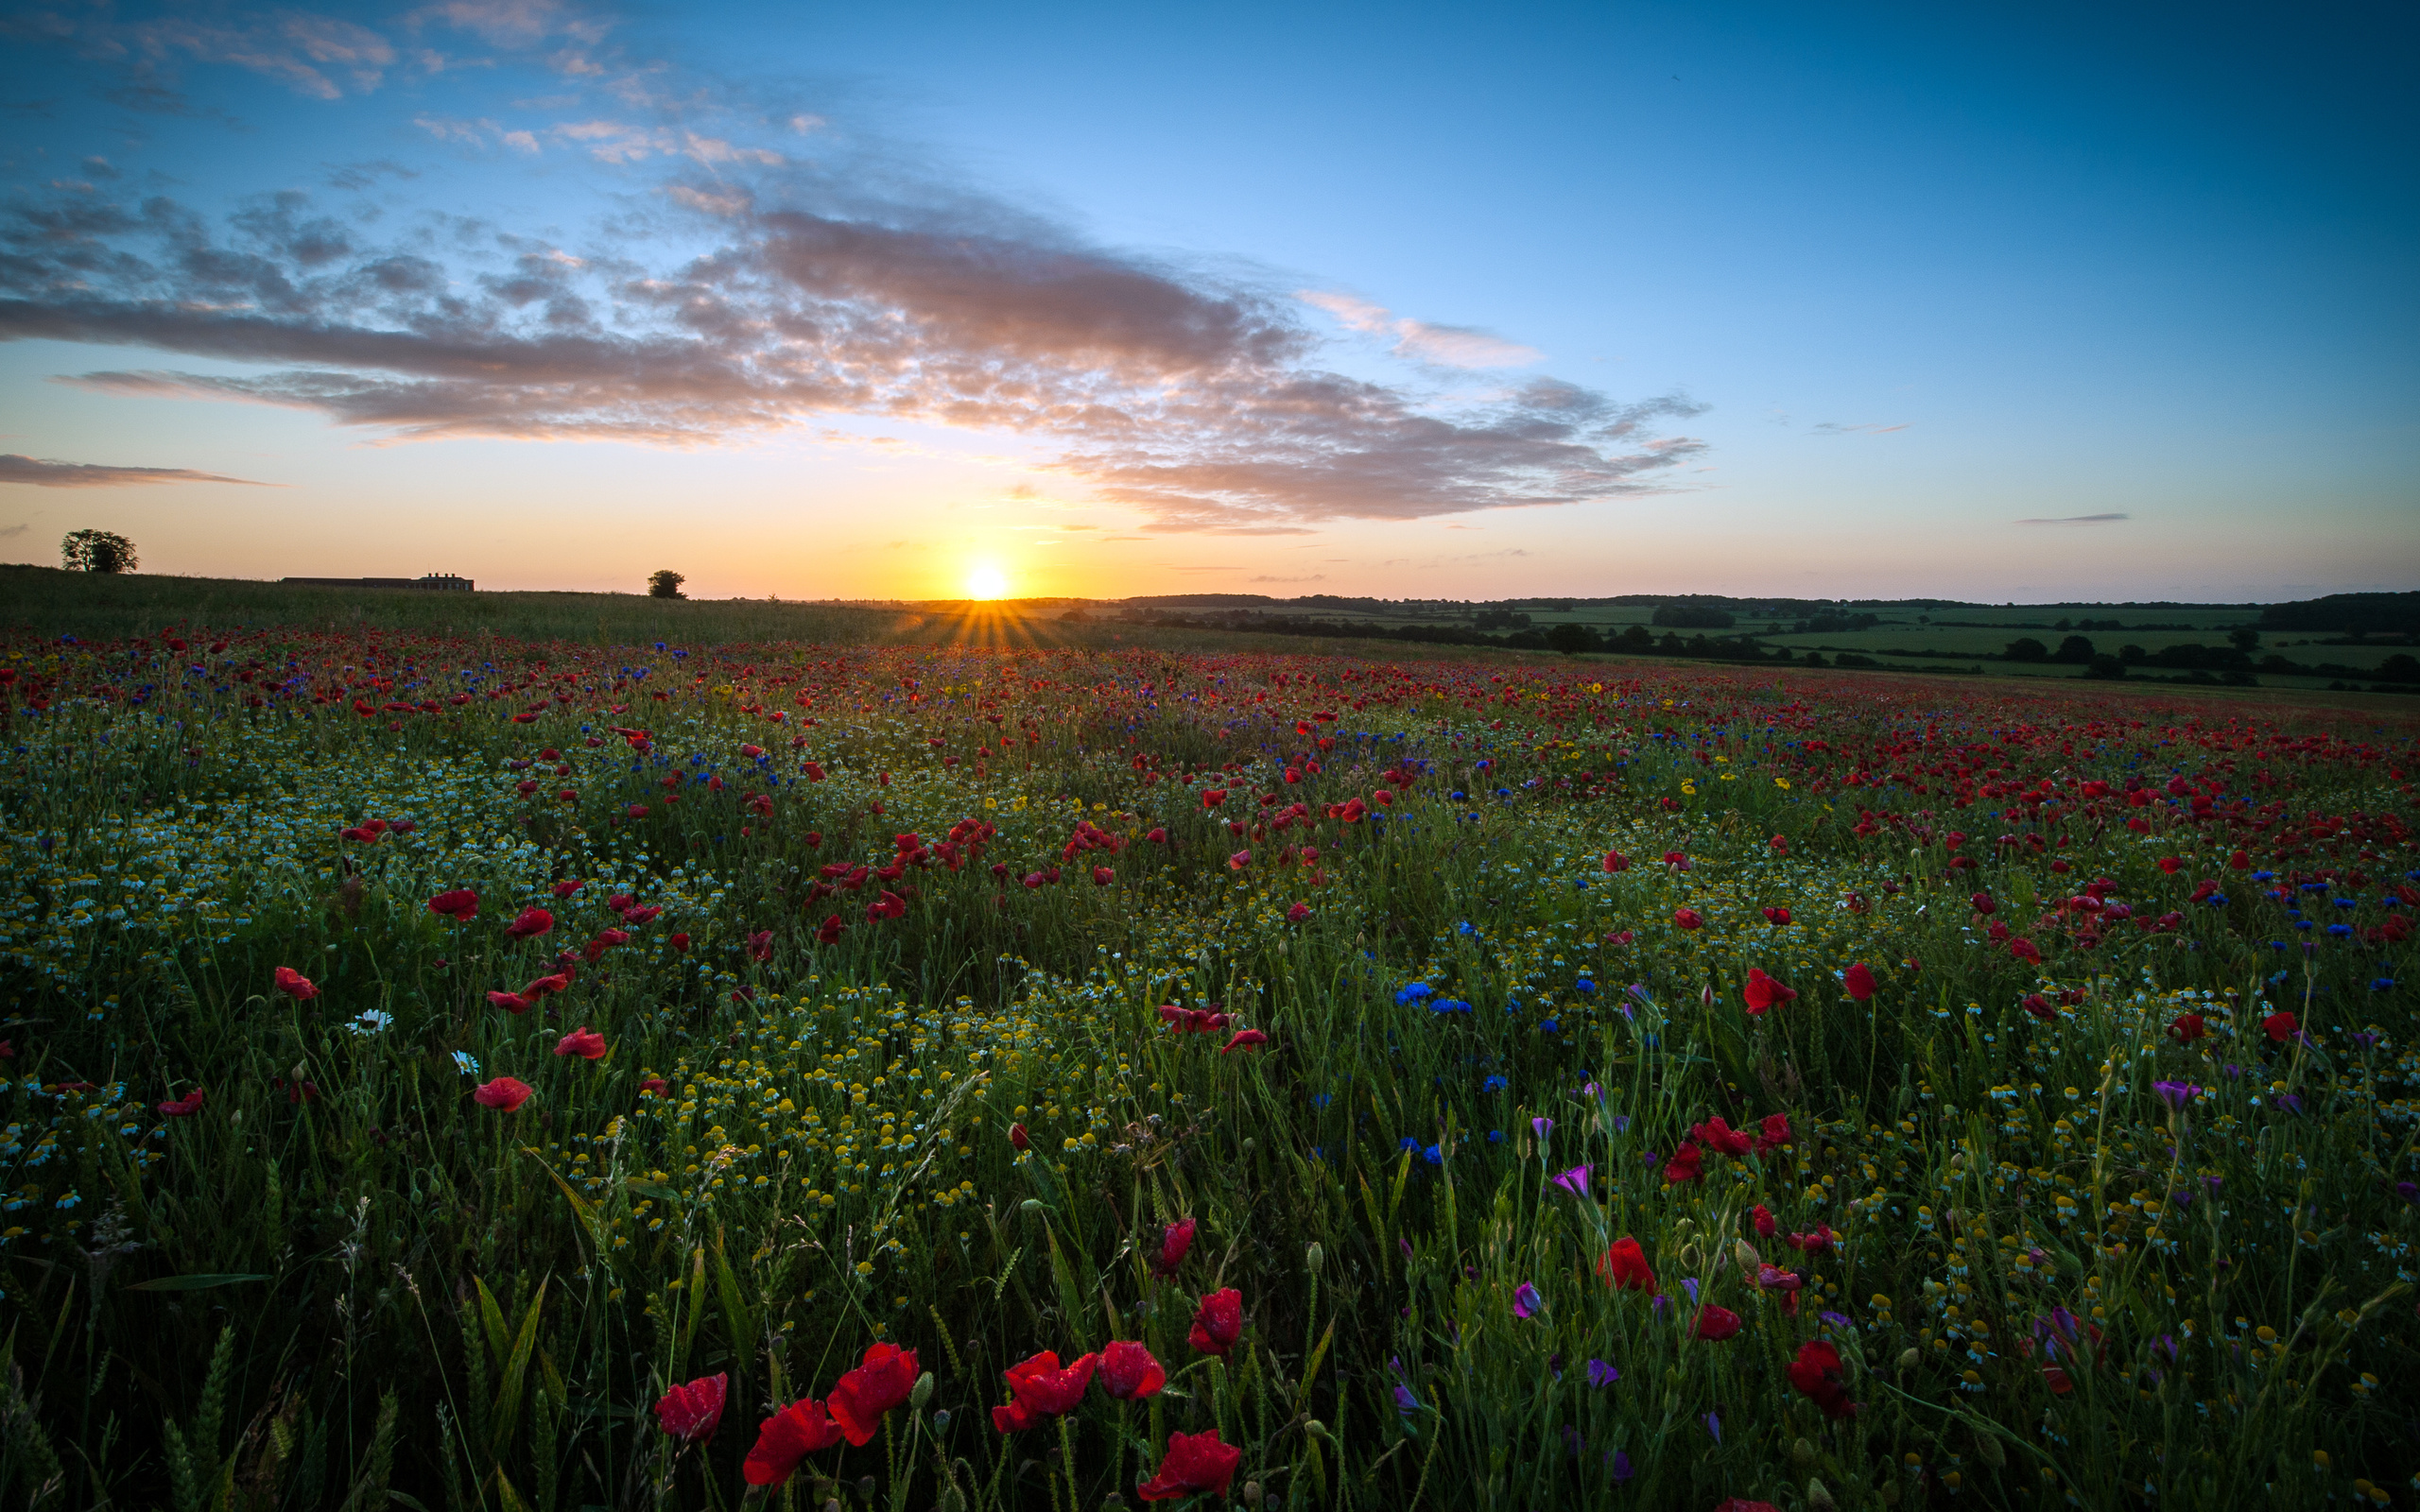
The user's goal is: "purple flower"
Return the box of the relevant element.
[2276,1092,2304,1114]
[1400,1236,1413,1260]
[1548,1164,1592,1197]
[1611,1114,1631,1133]
[1513,1281,1542,1319]
[1586,1358,1619,1388]
[1821,1311,1853,1330]
[2352,1031,2381,1049]
[1703,1410,1721,1445]
[1652,1293,1668,1317]
[1681,1277,1700,1305]
[1393,1383,1419,1415]
[1532,1115,1555,1140]
[2394,1180,2417,1205]
[1611,1451,1634,1483]
[2153,1080,2199,1110]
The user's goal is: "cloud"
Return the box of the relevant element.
[0,522,30,538]
[1300,290,1542,369]
[1248,574,1324,583]
[0,105,1707,533]
[1810,421,1910,436]
[0,454,276,488]
[2014,512,2130,525]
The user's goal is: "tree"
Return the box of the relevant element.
[647,570,686,600]
[2053,635,2097,663]
[2227,626,2261,652]
[1652,603,1735,629]
[2004,638,2048,662]
[2083,654,2127,679]
[61,529,137,574]
[1546,623,1601,656]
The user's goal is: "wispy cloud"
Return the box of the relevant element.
[2014,512,2129,525]
[1810,421,1910,436]
[1248,574,1324,583]
[0,522,31,538]
[0,454,277,489]
[1300,290,1542,369]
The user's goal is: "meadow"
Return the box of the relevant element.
[2,604,2416,1512]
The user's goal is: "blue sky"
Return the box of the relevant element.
[2,0,2411,601]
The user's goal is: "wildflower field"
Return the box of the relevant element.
[2,623,2416,1512]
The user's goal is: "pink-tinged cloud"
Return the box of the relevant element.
[0,163,1707,532]
[0,454,276,489]
[2014,512,2129,525]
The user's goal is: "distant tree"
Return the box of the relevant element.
[2118,644,2149,664]
[1652,604,1735,629]
[1546,623,1601,656]
[2053,635,2097,663]
[1801,651,1828,667]
[2378,654,2418,683]
[61,529,137,574]
[2083,654,2127,679]
[2004,638,2048,662]
[2227,626,2261,652]
[648,570,686,600]
[1618,624,1654,650]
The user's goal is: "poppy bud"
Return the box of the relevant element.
[1010,1123,1030,1152]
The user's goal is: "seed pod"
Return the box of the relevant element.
[1808,1478,1838,1510]
[910,1371,935,1409]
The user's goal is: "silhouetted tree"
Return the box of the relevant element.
[648,570,686,599]
[2053,635,2097,663]
[61,529,137,574]
[2004,637,2048,662]
[1547,623,1601,656]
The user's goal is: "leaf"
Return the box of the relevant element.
[474,1278,511,1376]
[492,1277,547,1456]
[522,1148,600,1242]
[127,1274,269,1293]
[1295,1318,1335,1406]
[712,1228,754,1363]
[623,1177,682,1204]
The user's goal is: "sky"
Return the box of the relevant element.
[2,0,2413,604]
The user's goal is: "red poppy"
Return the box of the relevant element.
[1768,834,1789,854]
[427,888,479,919]
[1751,1204,1775,1238]
[867,891,907,921]
[654,1373,727,1442]
[1010,1123,1031,1152]
[994,1349,1098,1431]
[1713,1502,1782,1512]
[274,967,319,1002]
[473,1076,534,1112]
[1093,866,1115,886]
[1664,1142,1704,1183]
[1673,907,1703,931]
[1601,850,1630,872]
[640,1076,668,1096]
[506,906,554,939]
[1154,1217,1197,1277]
[1286,902,1311,922]
[1784,1225,1837,1254]
[817,913,845,944]
[1694,1304,1742,1340]
[1137,1430,1242,1503]
[825,1343,919,1446]
[1099,1340,1167,1400]
[1201,788,1228,809]
[1756,1112,1792,1152]
[2022,993,2056,1022]
[1220,1028,1269,1055]
[2262,1010,2299,1042]
[1787,1339,1857,1418]
[1188,1288,1243,1355]
[2169,1013,2208,1043]
[1692,1116,1753,1158]
[669,932,690,953]
[2009,936,2043,965]
[1598,1236,1656,1292]
[1843,962,1877,1002]
[748,929,773,961]
[487,991,531,1014]
[2043,1364,2075,1395]
[1761,906,1792,925]
[159,1088,206,1117]
[522,971,571,1000]
[1970,891,1996,915]
[555,1027,608,1059]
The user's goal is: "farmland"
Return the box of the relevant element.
[2,603,2416,1511]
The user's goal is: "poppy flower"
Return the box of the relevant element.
[1784,1225,1837,1254]
[1741,969,1797,1015]
[522,971,571,1000]
[1787,1339,1857,1418]
[1188,1288,1243,1355]
[654,1373,727,1442]
[995,1349,1098,1431]
[640,1076,668,1096]
[669,932,690,953]
[1201,788,1228,808]
[825,1343,919,1446]
[473,1076,534,1112]
[427,888,479,919]
[1755,1112,1792,1152]
[1601,850,1630,872]
[1970,891,1996,915]
[2262,1010,2299,1042]
[159,1088,206,1117]
[506,906,554,939]
[1761,906,1792,925]
[1598,1236,1655,1292]
[1664,1142,1704,1183]
[1153,1217,1197,1277]
[487,991,531,1014]
[1843,962,1877,1002]
[2009,936,2043,964]
[2169,1013,2208,1043]
[1220,1028,1269,1055]
[1692,1116,1753,1158]
[1713,1502,1782,1512]
[2021,993,2056,1022]
[274,967,319,1002]
[1694,1305,1742,1340]
[1673,907,1703,931]
[1099,1339,1167,1400]
[1751,1204,1776,1239]
[748,930,773,961]
[1010,1122,1031,1152]
[1285,902,1311,922]
[1136,1430,1242,1503]
[1092,866,1115,885]
[555,1027,608,1059]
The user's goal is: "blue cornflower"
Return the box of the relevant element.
[1538,1019,1560,1034]
[1481,1074,1509,1092]
[1395,983,1435,1005]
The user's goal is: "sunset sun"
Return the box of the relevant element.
[966,561,1010,600]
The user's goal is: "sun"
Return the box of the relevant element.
[966,561,1010,600]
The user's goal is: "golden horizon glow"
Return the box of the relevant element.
[966,560,1009,599]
